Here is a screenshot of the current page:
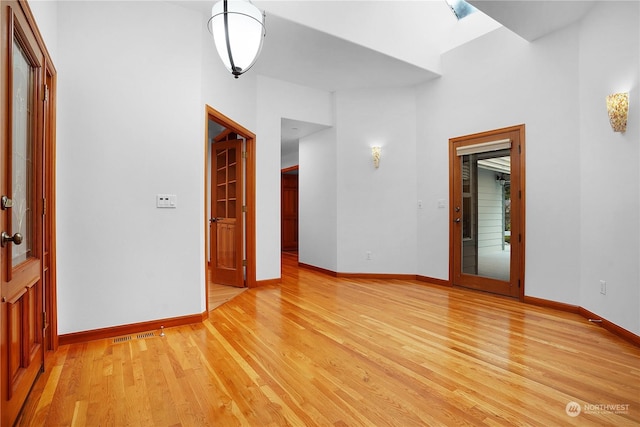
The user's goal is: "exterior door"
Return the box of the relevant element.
[450,125,525,299]
[1,2,47,425]
[281,171,298,251]
[210,138,244,287]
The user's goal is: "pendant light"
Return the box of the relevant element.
[208,0,266,78]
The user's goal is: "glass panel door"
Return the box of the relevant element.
[460,150,511,281]
[11,39,33,267]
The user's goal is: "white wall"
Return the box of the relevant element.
[280,148,298,169]
[55,1,205,333]
[256,76,333,280]
[416,2,639,335]
[299,127,338,271]
[29,0,58,62]
[578,1,639,334]
[335,87,418,274]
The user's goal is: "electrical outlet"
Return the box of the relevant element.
[366,251,372,261]
[600,280,606,295]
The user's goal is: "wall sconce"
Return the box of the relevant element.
[371,146,381,168]
[606,92,629,133]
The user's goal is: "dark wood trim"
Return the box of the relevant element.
[299,264,451,285]
[416,275,451,287]
[337,272,417,280]
[298,262,337,277]
[59,313,205,346]
[254,278,281,287]
[523,295,579,313]
[525,296,639,347]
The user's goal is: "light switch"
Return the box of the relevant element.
[157,194,177,208]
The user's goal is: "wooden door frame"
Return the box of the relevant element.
[449,124,525,301]
[204,106,256,312]
[0,1,57,424]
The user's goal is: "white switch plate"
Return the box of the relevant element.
[157,194,177,208]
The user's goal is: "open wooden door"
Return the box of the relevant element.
[210,135,244,288]
[450,125,525,300]
[0,1,54,425]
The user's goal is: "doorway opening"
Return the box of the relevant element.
[204,106,256,312]
[449,125,525,299]
[281,165,298,253]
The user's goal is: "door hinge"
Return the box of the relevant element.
[242,260,247,267]
[519,190,522,199]
[42,311,47,324]
[518,144,521,154]
[518,279,521,288]
[518,234,522,243]
[43,84,49,102]
[242,205,247,213]
[43,197,47,216]
[242,151,248,159]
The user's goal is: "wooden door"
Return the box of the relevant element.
[210,139,244,287]
[1,2,48,425]
[450,125,525,299]
[281,172,298,251]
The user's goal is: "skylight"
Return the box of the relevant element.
[446,0,478,20]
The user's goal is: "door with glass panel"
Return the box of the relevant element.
[1,2,48,425]
[450,126,525,299]
[210,136,244,288]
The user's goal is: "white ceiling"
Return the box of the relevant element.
[469,1,596,42]
[187,0,597,159]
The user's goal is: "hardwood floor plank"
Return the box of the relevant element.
[16,254,640,426]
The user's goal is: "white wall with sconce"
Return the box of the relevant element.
[417,1,638,335]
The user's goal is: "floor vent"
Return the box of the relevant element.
[137,332,155,339]
[113,331,156,344]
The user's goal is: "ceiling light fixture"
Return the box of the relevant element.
[208,0,266,78]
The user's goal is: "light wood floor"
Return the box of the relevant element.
[209,282,247,310]
[17,253,640,426]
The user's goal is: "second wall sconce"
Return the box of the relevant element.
[372,146,381,168]
[606,92,629,133]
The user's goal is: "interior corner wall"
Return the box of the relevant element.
[54,1,206,334]
[416,25,582,303]
[335,87,418,274]
[256,76,333,281]
[299,127,338,271]
[578,1,640,335]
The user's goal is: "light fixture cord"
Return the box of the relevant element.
[223,0,239,78]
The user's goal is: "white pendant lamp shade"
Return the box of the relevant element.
[209,0,266,78]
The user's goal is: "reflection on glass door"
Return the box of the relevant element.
[460,150,511,281]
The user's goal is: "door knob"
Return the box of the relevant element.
[1,232,23,247]
[454,218,461,223]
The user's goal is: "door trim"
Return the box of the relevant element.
[449,124,525,301]
[204,106,256,312]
